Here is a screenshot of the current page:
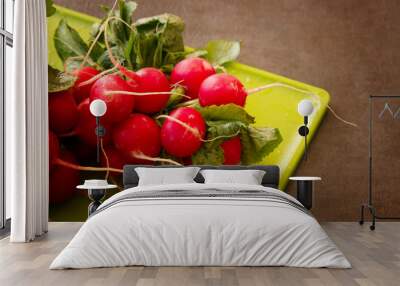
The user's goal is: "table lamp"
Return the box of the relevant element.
[297,99,314,161]
[89,99,107,164]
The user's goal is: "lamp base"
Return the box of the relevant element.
[87,188,106,216]
[297,180,313,210]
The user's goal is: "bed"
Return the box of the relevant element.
[50,165,350,269]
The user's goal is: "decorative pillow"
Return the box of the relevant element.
[135,167,201,186]
[200,169,266,185]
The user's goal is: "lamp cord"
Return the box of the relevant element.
[100,138,110,180]
[304,131,308,161]
[96,117,100,164]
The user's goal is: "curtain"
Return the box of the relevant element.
[7,0,49,242]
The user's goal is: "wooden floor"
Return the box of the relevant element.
[0,222,399,286]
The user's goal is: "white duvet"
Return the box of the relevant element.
[50,183,350,269]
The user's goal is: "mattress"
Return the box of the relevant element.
[50,183,350,269]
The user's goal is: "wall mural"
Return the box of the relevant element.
[47,1,329,221]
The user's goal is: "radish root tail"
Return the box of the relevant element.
[156,115,239,143]
[176,99,199,108]
[202,130,241,143]
[156,115,202,140]
[100,138,110,180]
[54,158,123,173]
[105,90,180,97]
[326,105,358,128]
[131,152,182,166]
[247,82,358,128]
[78,66,119,88]
[103,16,138,80]
[80,0,119,69]
[171,80,185,88]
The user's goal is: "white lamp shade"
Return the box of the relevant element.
[90,99,107,117]
[297,99,314,116]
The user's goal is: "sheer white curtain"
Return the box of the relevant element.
[7,0,49,242]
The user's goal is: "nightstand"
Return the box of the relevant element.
[289,177,321,210]
[77,180,117,216]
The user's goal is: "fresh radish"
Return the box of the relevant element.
[93,20,173,114]
[198,74,359,127]
[113,114,161,164]
[95,20,172,114]
[198,73,247,107]
[49,150,79,204]
[67,139,97,163]
[49,130,60,170]
[160,107,206,157]
[125,70,140,90]
[131,67,171,113]
[49,89,79,135]
[72,66,100,103]
[221,136,241,165]
[101,146,126,170]
[90,74,135,124]
[96,20,169,114]
[76,98,113,146]
[170,57,215,100]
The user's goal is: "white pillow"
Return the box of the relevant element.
[200,169,266,185]
[135,167,200,186]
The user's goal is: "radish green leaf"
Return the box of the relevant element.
[240,126,282,164]
[46,0,56,17]
[207,121,246,139]
[48,65,76,93]
[196,104,254,124]
[166,86,186,109]
[192,140,224,165]
[97,46,125,69]
[54,20,89,62]
[204,40,240,66]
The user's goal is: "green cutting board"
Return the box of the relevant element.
[48,6,329,190]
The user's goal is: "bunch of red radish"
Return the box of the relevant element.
[49,57,250,203]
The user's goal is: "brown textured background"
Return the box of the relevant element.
[54,0,400,221]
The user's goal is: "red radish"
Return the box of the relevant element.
[49,150,79,204]
[198,73,247,107]
[76,99,113,146]
[170,57,215,100]
[100,21,169,114]
[90,74,134,124]
[113,114,161,163]
[68,139,97,163]
[125,70,140,90]
[221,136,241,165]
[131,68,171,113]
[101,146,126,170]
[49,89,79,135]
[72,66,100,103]
[49,131,60,170]
[161,107,206,157]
